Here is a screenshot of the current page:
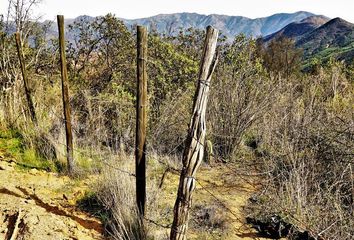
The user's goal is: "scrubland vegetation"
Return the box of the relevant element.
[0,1,353,239]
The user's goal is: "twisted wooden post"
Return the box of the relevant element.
[136,25,147,216]
[170,26,219,240]
[15,32,37,123]
[57,15,75,175]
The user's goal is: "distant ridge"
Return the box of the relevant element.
[120,11,316,38]
[263,17,354,63]
[43,11,354,63]
[297,17,354,47]
[263,15,330,42]
[61,11,317,39]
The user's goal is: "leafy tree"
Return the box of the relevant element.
[66,14,136,149]
[257,36,302,78]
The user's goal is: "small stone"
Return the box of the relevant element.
[30,168,39,174]
[0,162,14,171]
[68,221,76,227]
[26,215,40,225]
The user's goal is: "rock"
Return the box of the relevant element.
[26,215,40,225]
[68,221,76,227]
[30,168,39,175]
[0,161,14,171]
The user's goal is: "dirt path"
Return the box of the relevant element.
[196,166,262,239]
[195,165,268,239]
[0,158,104,240]
[157,163,269,240]
[0,143,266,240]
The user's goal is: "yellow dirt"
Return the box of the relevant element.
[154,163,269,240]
[197,166,265,239]
[0,158,103,240]
[0,152,268,239]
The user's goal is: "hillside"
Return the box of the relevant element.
[0,131,265,240]
[297,17,354,59]
[1,5,353,239]
[263,17,354,64]
[46,12,354,63]
[263,15,329,42]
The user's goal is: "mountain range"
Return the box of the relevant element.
[263,16,354,64]
[263,15,330,42]
[119,11,315,38]
[56,11,317,39]
[61,11,353,64]
[38,11,353,65]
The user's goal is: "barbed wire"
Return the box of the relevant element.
[0,94,274,238]
[34,128,252,236]
[2,104,296,236]
[4,108,329,239]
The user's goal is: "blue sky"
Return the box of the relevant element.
[1,0,354,22]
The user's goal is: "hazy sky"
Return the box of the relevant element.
[1,0,354,22]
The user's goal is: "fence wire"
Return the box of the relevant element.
[2,91,264,238]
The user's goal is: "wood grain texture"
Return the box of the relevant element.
[170,26,219,240]
[136,25,147,216]
[15,32,37,123]
[57,15,75,175]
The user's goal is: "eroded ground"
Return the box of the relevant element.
[155,163,267,240]
[0,145,266,240]
[0,156,103,240]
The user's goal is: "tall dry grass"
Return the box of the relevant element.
[95,154,171,240]
[247,63,354,239]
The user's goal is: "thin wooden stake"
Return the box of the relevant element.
[136,25,147,216]
[15,32,37,123]
[57,15,75,174]
[170,26,219,240]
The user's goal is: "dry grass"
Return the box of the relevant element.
[1,12,353,239]
[94,154,173,240]
[95,155,148,240]
[246,63,354,239]
[89,152,258,240]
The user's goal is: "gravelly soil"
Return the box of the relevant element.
[0,159,104,240]
[0,153,268,240]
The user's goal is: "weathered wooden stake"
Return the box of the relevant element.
[57,15,75,174]
[136,25,147,216]
[170,26,219,240]
[15,32,37,123]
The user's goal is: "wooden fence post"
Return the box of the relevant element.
[170,26,219,240]
[15,32,37,123]
[57,15,75,175]
[136,25,147,216]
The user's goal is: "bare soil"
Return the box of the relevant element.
[0,157,104,240]
[0,152,268,240]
